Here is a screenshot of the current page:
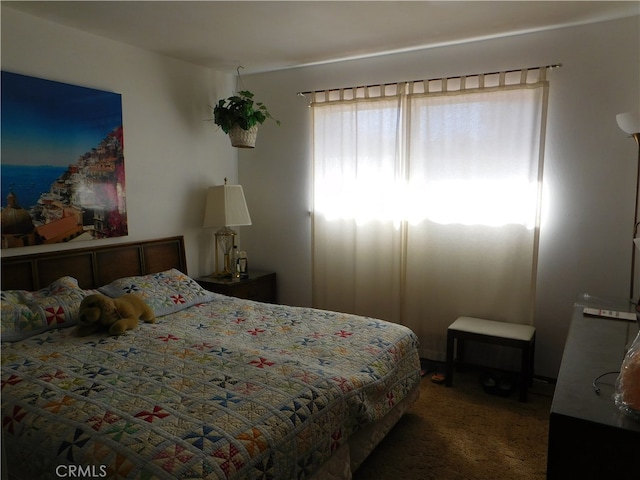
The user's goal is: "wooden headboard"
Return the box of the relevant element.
[1,236,187,291]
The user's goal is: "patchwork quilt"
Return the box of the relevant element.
[2,291,420,479]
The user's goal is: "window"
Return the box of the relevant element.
[311,68,550,361]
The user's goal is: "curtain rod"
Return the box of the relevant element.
[297,63,562,97]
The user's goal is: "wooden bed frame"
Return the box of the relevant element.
[1,236,187,291]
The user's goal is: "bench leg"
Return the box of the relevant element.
[445,329,454,387]
[519,341,532,402]
[530,335,536,387]
[457,337,466,364]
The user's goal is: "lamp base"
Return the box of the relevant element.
[213,253,234,278]
[213,228,236,278]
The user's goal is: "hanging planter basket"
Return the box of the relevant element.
[228,124,258,149]
[213,85,279,149]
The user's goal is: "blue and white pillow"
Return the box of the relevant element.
[1,276,92,342]
[98,269,214,317]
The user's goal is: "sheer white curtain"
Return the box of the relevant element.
[312,70,549,361]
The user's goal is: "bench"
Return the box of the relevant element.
[445,316,536,402]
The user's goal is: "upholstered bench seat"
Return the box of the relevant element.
[445,316,536,402]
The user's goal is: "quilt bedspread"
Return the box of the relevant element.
[1,293,420,480]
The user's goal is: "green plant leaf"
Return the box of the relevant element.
[212,90,279,133]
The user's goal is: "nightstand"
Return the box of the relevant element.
[196,271,277,303]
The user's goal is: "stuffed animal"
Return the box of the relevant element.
[76,293,155,336]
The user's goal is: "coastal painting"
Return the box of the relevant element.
[1,71,127,249]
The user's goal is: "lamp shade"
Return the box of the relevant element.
[203,184,252,228]
[617,112,640,135]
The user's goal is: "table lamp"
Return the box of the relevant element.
[203,179,252,277]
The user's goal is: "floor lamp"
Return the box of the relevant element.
[617,112,640,301]
[203,180,252,277]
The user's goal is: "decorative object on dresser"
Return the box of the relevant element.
[196,270,277,303]
[616,111,640,300]
[202,179,251,277]
[615,328,640,419]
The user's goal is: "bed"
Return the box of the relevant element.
[1,236,421,479]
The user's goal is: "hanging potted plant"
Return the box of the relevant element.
[213,90,280,148]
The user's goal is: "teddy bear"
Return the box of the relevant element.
[76,293,155,336]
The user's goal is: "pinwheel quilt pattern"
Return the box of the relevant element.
[2,292,420,479]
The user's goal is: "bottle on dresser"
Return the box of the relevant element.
[231,245,240,279]
[238,251,248,279]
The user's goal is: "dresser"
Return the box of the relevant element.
[547,295,640,479]
[196,271,277,303]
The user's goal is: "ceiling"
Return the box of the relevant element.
[4,1,639,74]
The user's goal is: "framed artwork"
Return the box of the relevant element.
[1,71,127,249]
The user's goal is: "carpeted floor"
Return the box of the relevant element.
[353,366,554,480]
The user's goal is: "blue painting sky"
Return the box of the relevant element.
[1,71,122,167]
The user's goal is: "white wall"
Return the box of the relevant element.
[1,7,238,277]
[240,16,640,378]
